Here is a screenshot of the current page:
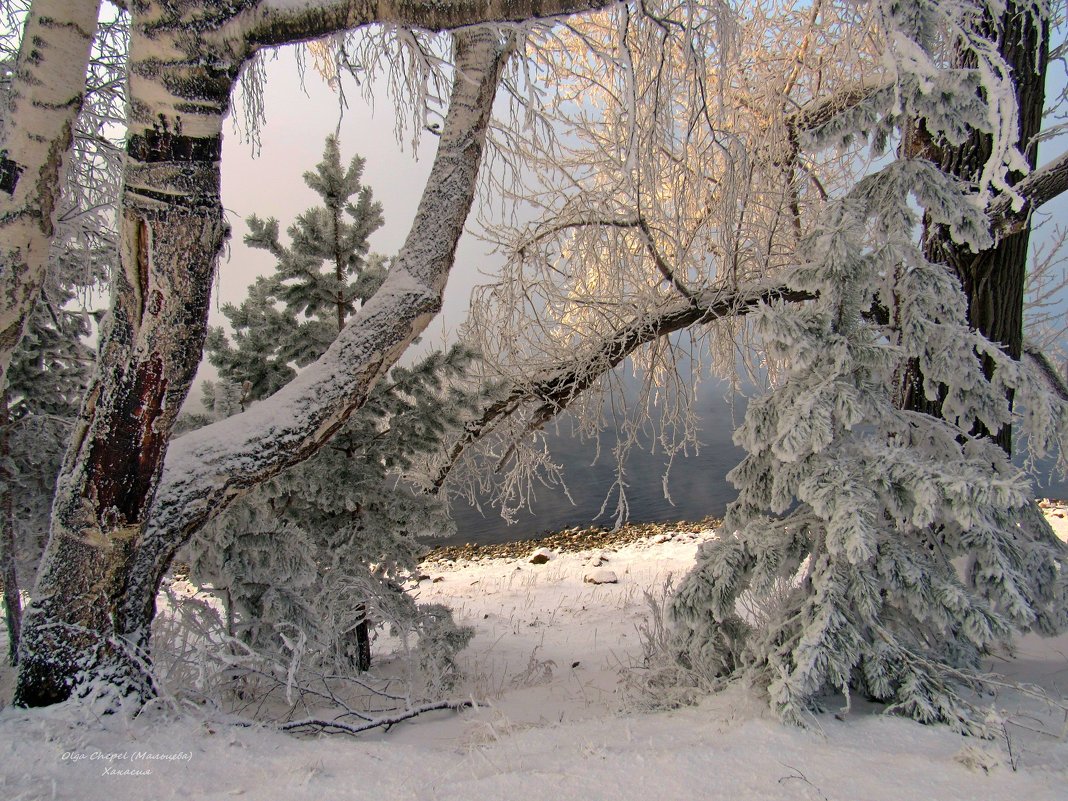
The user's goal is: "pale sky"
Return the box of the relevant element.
[189,44,496,408]
[197,38,1068,415]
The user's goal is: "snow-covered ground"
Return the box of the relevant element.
[2,510,1067,801]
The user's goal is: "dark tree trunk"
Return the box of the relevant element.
[347,610,371,672]
[903,3,1048,454]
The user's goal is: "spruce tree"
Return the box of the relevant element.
[190,137,477,683]
[670,0,1068,731]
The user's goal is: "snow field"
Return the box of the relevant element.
[1,517,1067,800]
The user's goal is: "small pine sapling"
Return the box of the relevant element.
[186,136,478,691]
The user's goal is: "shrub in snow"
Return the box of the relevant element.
[670,0,1068,731]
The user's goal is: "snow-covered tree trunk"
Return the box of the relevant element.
[0,0,100,393]
[117,26,511,660]
[13,1,236,706]
[15,9,511,705]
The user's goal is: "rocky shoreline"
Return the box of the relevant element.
[421,498,1068,565]
[420,516,723,564]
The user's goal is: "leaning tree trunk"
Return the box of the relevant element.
[0,0,100,393]
[14,13,510,706]
[13,1,234,707]
[903,2,1048,454]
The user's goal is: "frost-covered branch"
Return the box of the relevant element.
[1024,343,1068,403]
[989,149,1068,238]
[117,26,512,647]
[223,0,615,52]
[434,282,810,489]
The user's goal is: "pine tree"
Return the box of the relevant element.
[206,134,386,400]
[190,137,477,683]
[670,0,1068,731]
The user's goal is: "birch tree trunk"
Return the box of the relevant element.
[0,390,19,665]
[13,0,236,706]
[14,6,510,704]
[0,0,100,393]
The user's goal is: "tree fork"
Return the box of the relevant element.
[13,202,225,707]
[115,27,513,657]
[10,0,602,707]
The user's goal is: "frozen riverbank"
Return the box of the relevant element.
[1,509,1067,800]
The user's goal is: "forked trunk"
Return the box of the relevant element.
[15,18,509,706]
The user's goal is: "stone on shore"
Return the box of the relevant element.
[584,568,619,585]
[529,547,555,564]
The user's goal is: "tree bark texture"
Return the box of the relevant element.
[14,6,511,705]
[0,390,20,665]
[0,0,100,394]
[903,2,1048,454]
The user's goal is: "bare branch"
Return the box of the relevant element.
[279,699,475,736]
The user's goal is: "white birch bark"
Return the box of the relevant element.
[15,4,511,704]
[0,0,100,392]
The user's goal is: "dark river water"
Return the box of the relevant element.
[440,379,1068,547]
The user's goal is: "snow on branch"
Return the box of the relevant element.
[119,27,512,639]
[989,149,1068,239]
[228,0,617,52]
[1024,343,1068,403]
